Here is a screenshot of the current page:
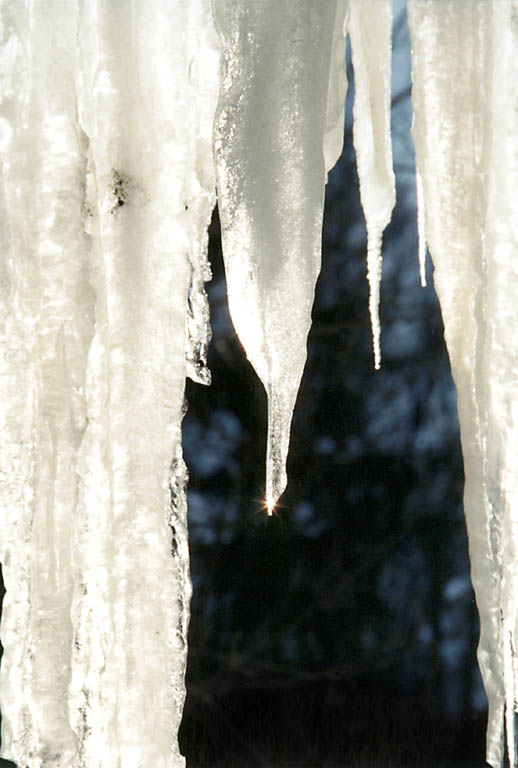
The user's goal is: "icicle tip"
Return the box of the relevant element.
[264,490,278,516]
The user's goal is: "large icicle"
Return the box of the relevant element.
[0,1,218,766]
[0,2,91,762]
[213,0,349,513]
[70,1,218,765]
[408,2,518,766]
[348,0,395,370]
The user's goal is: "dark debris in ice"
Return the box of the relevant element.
[110,169,131,213]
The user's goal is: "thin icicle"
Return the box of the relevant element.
[186,240,212,386]
[185,13,220,388]
[348,0,395,370]
[324,0,350,177]
[213,0,348,512]
[415,167,427,287]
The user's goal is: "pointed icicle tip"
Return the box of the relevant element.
[265,383,289,516]
[367,230,383,371]
[416,169,427,288]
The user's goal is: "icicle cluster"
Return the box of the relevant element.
[0,0,517,766]
[0,1,218,766]
[213,0,394,512]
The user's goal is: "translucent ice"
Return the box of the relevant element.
[325,0,350,176]
[0,1,218,766]
[0,3,90,762]
[213,0,349,513]
[408,2,518,765]
[348,0,395,369]
[3,3,517,768]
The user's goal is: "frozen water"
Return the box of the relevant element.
[0,3,89,762]
[408,1,518,765]
[0,1,218,766]
[213,0,396,512]
[1,2,517,767]
[349,0,396,369]
[213,0,349,512]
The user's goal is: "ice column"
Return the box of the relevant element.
[0,1,218,766]
[408,2,518,765]
[0,3,92,763]
[348,0,395,369]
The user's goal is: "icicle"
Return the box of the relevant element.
[186,242,212,386]
[408,2,518,766]
[185,13,220,388]
[69,2,218,765]
[324,0,350,177]
[0,2,89,763]
[213,0,348,513]
[4,2,517,767]
[348,0,395,370]
[415,168,427,287]
[0,0,218,765]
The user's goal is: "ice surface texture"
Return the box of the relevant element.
[0,1,218,766]
[408,2,518,765]
[1,1,518,767]
[213,0,347,513]
[213,0,394,511]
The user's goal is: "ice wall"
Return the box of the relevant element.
[0,1,218,766]
[408,3,518,765]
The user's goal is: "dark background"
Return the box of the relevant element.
[0,4,488,768]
